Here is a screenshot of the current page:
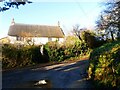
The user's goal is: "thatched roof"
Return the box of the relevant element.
[8,23,64,38]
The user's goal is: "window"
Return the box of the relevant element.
[16,36,23,41]
[57,38,59,41]
[48,38,52,42]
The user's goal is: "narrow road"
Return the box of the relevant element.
[2,60,93,88]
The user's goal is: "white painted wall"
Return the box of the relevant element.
[8,36,16,44]
[33,37,64,45]
[33,37,48,45]
[59,38,64,43]
[8,36,64,45]
[51,38,57,41]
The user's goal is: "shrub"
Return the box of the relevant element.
[44,41,65,62]
[2,44,48,69]
[88,41,120,88]
[44,37,91,62]
[2,36,91,69]
[81,30,106,49]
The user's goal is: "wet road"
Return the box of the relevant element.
[2,60,92,88]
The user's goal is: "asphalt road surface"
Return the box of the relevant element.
[2,60,93,89]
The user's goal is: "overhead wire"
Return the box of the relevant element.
[75,0,103,19]
[74,1,103,28]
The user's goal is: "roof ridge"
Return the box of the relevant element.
[14,23,58,27]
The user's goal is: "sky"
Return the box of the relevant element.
[0,1,104,39]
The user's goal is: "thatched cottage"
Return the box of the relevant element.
[8,19,64,45]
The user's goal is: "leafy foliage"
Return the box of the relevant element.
[44,36,91,62]
[2,44,49,69]
[88,41,120,88]
[81,30,106,49]
[2,36,91,69]
[0,0,32,12]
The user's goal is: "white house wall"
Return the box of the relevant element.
[8,36,64,45]
[8,36,16,44]
[33,37,63,45]
[33,37,48,45]
[51,38,57,41]
[59,38,64,43]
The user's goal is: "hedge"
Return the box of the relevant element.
[44,40,91,62]
[2,44,49,69]
[2,38,91,69]
[88,41,120,88]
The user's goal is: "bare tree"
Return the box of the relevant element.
[72,24,82,41]
[96,1,120,41]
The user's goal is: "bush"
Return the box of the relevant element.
[44,41,65,62]
[2,44,49,69]
[81,31,106,49]
[88,41,120,88]
[44,37,91,62]
[2,36,91,69]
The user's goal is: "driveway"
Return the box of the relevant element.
[2,59,93,88]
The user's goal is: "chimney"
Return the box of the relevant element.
[58,21,60,27]
[11,18,15,25]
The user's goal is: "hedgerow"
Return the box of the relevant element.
[44,37,91,62]
[88,41,120,88]
[2,44,48,69]
[2,36,91,69]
